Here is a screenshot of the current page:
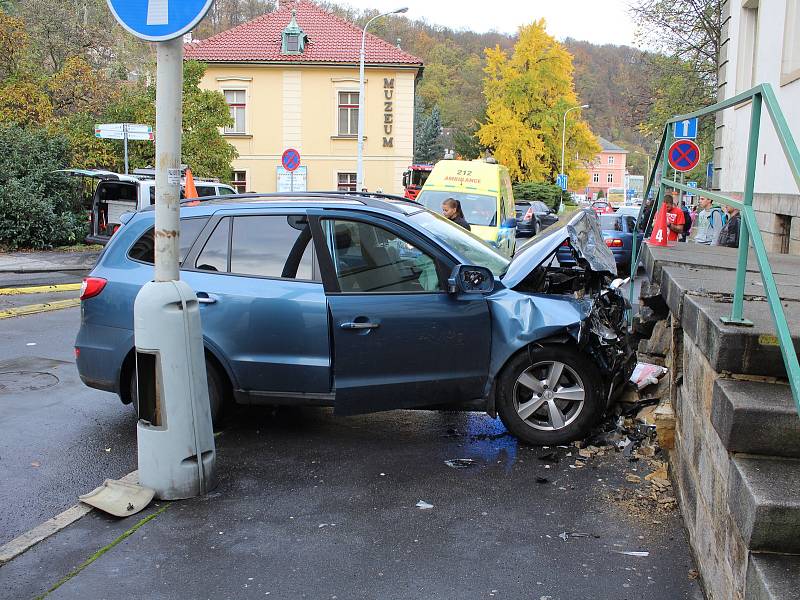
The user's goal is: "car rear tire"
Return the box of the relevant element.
[496,345,604,445]
[129,357,227,427]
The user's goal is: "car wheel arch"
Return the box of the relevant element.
[117,338,238,405]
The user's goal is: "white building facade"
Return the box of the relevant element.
[716,0,800,253]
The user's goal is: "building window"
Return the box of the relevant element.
[608,155,615,165]
[592,173,600,183]
[285,34,300,53]
[782,0,800,84]
[337,172,357,192]
[737,1,760,92]
[607,173,614,184]
[224,90,246,134]
[338,91,359,136]
[232,170,247,193]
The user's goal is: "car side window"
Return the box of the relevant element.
[195,217,231,272]
[196,186,216,198]
[229,215,318,280]
[217,186,235,195]
[322,219,442,293]
[624,216,638,232]
[128,217,210,265]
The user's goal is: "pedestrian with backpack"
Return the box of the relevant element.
[693,196,726,245]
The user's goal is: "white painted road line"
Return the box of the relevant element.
[0,470,139,566]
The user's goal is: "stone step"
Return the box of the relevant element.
[729,456,800,554]
[746,553,800,600]
[712,379,800,458]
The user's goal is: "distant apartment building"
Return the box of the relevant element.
[184,1,423,194]
[715,0,800,253]
[582,137,628,200]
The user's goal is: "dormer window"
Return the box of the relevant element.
[281,9,307,55]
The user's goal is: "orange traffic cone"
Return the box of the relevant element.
[184,168,199,199]
[647,203,670,246]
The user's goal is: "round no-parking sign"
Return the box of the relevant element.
[668,139,701,173]
[282,148,301,172]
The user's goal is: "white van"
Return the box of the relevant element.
[62,169,237,244]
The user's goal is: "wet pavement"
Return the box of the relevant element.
[0,273,702,600]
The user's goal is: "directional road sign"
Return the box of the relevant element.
[282,148,301,172]
[673,117,698,140]
[687,181,698,196]
[95,123,154,141]
[668,139,701,172]
[556,173,568,191]
[106,0,214,42]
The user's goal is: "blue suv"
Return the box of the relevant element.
[76,195,634,445]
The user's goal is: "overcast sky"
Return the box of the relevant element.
[335,0,638,46]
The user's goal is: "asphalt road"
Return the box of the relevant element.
[0,270,702,600]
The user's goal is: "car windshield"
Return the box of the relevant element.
[532,201,550,212]
[599,215,623,231]
[416,190,498,227]
[410,210,509,276]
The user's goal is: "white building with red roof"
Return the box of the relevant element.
[185,0,423,194]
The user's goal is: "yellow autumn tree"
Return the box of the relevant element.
[478,20,600,187]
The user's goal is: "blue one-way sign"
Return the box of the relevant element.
[556,173,568,191]
[674,117,698,140]
[107,0,214,42]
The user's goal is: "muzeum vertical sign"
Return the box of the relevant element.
[383,78,394,148]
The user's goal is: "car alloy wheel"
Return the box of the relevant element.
[512,360,585,431]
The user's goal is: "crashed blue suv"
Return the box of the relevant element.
[76,194,634,445]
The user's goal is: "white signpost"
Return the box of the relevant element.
[106,0,217,500]
[95,123,154,174]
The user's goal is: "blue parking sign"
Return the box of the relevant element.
[107,0,214,42]
[556,174,568,191]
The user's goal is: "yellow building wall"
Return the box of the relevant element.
[199,64,418,195]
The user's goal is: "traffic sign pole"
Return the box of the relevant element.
[154,37,183,283]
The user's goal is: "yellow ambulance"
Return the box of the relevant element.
[416,159,517,257]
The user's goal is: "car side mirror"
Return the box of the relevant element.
[501,217,517,229]
[448,265,495,294]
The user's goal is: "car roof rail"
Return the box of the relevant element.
[175,191,419,214]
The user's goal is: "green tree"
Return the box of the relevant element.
[477,20,600,186]
[414,105,444,164]
[0,125,86,249]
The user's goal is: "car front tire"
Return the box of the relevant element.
[496,345,604,445]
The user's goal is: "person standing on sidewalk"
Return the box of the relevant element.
[716,207,742,248]
[662,194,685,242]
[693,197,726,245]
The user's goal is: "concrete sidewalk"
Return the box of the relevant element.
[0,408,704,600]
[0,250,101,288]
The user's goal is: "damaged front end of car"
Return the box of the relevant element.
[495,209,636,403]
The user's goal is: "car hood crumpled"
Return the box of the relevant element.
[501,209,617,288]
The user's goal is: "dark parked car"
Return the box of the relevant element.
[76,194,634,445]
[557,213,643,273]
[515,200,559,237]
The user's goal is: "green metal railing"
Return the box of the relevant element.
[629,83,800,416]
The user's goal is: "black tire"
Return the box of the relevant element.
[496,345,604,445]
[129,357,227,427]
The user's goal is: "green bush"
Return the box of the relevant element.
[0,125,85,249]
[512,181,567,211]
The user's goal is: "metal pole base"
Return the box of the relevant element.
[720,316,755,327]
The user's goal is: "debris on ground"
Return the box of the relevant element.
[630,362,669,390]
[538,452,560,464]
[415,500,434,510]
[614,550,650,557]
[79,479,155,517]
[444,459,475,469]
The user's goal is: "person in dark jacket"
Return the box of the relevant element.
[680,200,693,241]
[442,198,471,231]
[716,207,741,248]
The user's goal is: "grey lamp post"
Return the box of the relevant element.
[357,7,408,192]
[559,104,589,211]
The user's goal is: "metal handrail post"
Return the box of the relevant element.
[723,92,762,326]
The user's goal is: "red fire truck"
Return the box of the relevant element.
[402,164,433,200]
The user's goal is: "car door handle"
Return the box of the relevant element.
[340,321,379,330]
[196,292,218,305]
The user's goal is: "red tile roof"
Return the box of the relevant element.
[185,1,423,66]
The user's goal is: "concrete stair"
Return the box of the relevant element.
[746,554,800,600]
[712,379,800,458]
[641,243,800,598]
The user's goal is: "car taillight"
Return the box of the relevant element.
[524,207,533,220]
[80,277,107,300]
[605,238,624,248]
[560,239,571,247]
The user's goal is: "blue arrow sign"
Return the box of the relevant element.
[107,0,214,42]
[673,117,698,140]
